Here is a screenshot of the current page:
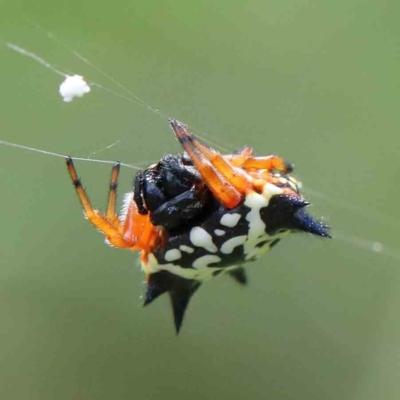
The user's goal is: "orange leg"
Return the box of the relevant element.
[191,138,252,190]
[105,162,123,229]
[122,198,165,255]
[242,156,293,173]
[170,120,250,209]
[224,147,253,167]
[223,148,292,174]
[66,157,136,249]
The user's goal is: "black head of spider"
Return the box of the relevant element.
[133,153,213,232]
[261,194,331,238]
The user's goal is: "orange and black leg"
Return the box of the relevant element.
[66,157,133,248]
[170,119,252,209]
[66,157,164,255]
[241,156,293,174]
[224,148,292,173]
[105,161,123,229]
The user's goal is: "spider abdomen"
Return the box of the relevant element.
[145,189,290,281]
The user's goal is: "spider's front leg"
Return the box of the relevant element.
[169,119,251,209]
[66,157,162,253]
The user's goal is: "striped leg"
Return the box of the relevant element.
[170,120,251,209]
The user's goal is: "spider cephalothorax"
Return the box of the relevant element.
[66,120,330,332]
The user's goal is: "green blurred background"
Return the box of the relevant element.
[1,0,399,399]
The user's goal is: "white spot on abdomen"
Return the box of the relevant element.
[279,177,288,185]
[145,254,220,281]
[262,183,283,202]
[190,227,218,253]
[179,245,194,253]
[242,188,291,261]
[221,236,247,254]
[220,213,241,227]
[214,229,225,236]
[193,255,221,269]
[244,192,268,240]
[243,190,277,260]
[164,249,182,262]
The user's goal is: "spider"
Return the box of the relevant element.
[66,119,330,333]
